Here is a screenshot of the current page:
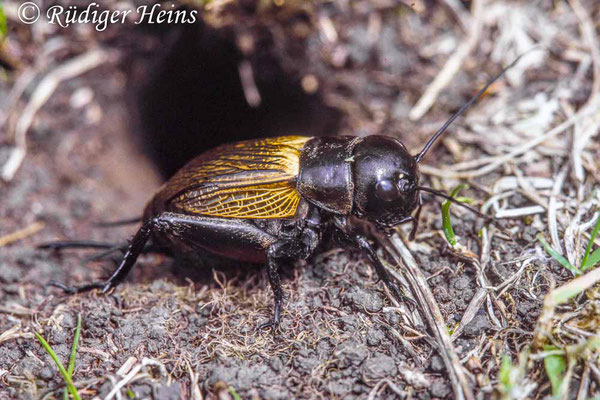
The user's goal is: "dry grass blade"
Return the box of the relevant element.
[367,378,406,399]
[0,221,44,247]
[1,49,111,181]
[451,287,487,341]
[409,0,482,120]
[420,104,599,179]
[440,0,472,32]
[381,234,474,400]
[104,358,168,400]
[186,360,203,400]
[568,0,600,102]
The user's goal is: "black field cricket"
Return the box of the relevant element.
[42,60,521,331]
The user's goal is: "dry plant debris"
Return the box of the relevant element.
[1,0,600,399]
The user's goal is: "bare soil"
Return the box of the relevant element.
[1,1,599,399]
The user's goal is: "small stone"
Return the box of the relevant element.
[270,357,283,373]
[463,314,491,338]
[345,287,383,313]
[38,366,55,381]
[430,355,445,372]
[362,354,397,380]
[335,340,368,368]
[154,383,180,400]
[366,327,385,346]
[430,380,451,398]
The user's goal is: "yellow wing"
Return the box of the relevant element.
[158,136,312,219]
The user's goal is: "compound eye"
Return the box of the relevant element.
[375,179,400,202]
[397,178,410,192]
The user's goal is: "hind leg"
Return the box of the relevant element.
[49,220,155,294]
[39,239,166,263]
[152,212,323,332]
[39,241,119,251]
[49,212,278,294]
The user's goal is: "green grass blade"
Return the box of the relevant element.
[64,314,82,400]
[34,332,81,400]
[0,3,7,40]
[581,215,600,271]
[537,235,579,276]
[67,314,82,376]
[455,196,474,204]
[543,345,566,396]
[550,265,600,304]
[583,248,600,271]
[552,285,584,304]
[498,356,514,390]
[229,387,243,400]
[441,184,469,247]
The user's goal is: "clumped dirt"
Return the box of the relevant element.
[1,0,600,399]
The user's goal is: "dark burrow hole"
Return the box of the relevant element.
[129,19,342,179]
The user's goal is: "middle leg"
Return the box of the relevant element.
[258,220,322,332]
[258,251,285,332]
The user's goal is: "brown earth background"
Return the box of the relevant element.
[1,0,600,399]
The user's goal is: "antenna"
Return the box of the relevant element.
[417,185,518,239]
[414,52,532,163]
[416,186,493,221]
